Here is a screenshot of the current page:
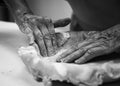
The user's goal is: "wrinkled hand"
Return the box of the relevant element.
[15,13,71,57]
[56,24,120,64]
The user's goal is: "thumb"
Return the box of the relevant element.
[53,18,71,28]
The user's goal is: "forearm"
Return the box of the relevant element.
[99,24,120,52]
[3,0,33,19]
[87,24,120,53]
[72,24,120,51]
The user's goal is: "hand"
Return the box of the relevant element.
[15,13,71,57]
[56,24,120,63]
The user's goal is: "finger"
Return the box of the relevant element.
[44,19,58,55]
[75,46,107,64]
[77,39,94,48]
[27,31,34,44]
[56,40,93,61]
[53,18,71,28]
[75,42,105,63]
[27,20,48,57]
[63,41,104,63]
[61,49,85,62]
[37,22,54,56]
[33,27,48,57]
[61,41,101,62]
[56,46,78,62]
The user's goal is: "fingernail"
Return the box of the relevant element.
[75,60,79,63]
[62,60,67,62]
[75,60,82,64]
[62,58,70,63]
[60,59,64,62]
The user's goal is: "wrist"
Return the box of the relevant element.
[14,10,33,34]
[4,0,33,20]
[14,9,32,23]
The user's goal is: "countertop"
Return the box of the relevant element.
[0,21,43,86]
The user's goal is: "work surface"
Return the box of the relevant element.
[0,21,43,86]
[0,21,120,86]
[0,21,68,86]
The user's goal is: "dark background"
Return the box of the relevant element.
[0,0,72,22]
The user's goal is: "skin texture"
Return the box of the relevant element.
[3,0,120,85]
[16,14,71,57]
[18,46,120,86]
[4,0,120,64]
[56,24,120,64]
[3,0,71,57]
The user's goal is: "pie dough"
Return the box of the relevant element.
[18,46,120,86]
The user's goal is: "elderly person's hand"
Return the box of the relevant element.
[56,24,120,64]
[15,13,71,57]
[3,0,71,57]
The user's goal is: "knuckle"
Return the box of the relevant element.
[87,49,94,55]
[51,34,56,40]
[35,33,43,40]
[43,34,51,40]
[34,29,42,36]
[72,44,78,50]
